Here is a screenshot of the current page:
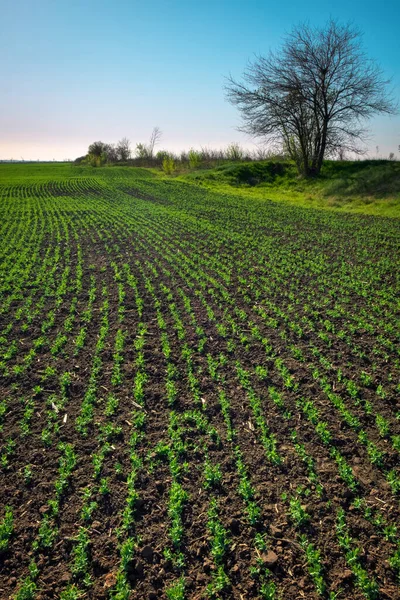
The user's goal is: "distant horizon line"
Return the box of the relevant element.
[0,159,73,163]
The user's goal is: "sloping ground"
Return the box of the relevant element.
[0,163,399,600]
[181,159,400,216]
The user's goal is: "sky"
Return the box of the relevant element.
[1,0,399,161]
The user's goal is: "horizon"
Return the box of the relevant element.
[1,0,399,161]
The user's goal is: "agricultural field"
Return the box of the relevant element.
[0,162,399,600]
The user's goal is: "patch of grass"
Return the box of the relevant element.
[177,159,400,217]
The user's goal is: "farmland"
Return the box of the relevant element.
[0,162,399,600]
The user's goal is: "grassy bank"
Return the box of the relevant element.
[176,159,400,217]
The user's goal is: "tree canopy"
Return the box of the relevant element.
[226,20,397,176]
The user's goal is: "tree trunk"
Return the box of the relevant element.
[315,124,328,175]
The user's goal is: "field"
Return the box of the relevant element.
[0,162,399,600]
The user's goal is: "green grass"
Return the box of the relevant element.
[177,159,400,217]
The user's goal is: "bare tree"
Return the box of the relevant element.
[337,146,346,161]
[116,137,131,161]
[135,128,163,162]
[103,143,118,162]
[226,20,397,177]
[148,126,163,158]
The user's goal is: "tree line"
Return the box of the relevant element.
[74,127,164,167]
[75,133,275,171]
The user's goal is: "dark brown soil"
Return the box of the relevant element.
[0,179,399,600]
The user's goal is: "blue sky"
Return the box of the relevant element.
[1,0,399,160]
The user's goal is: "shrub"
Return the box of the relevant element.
[226,142,243,161]
[188,149,201,169]
[163,155,176,175]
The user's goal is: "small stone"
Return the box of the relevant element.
[141,545,154,561]
[104,572,117,589]
[262,550,279,568]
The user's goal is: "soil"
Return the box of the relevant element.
[0,181,399,600]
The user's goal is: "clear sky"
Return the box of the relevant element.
[1,0,399,160]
